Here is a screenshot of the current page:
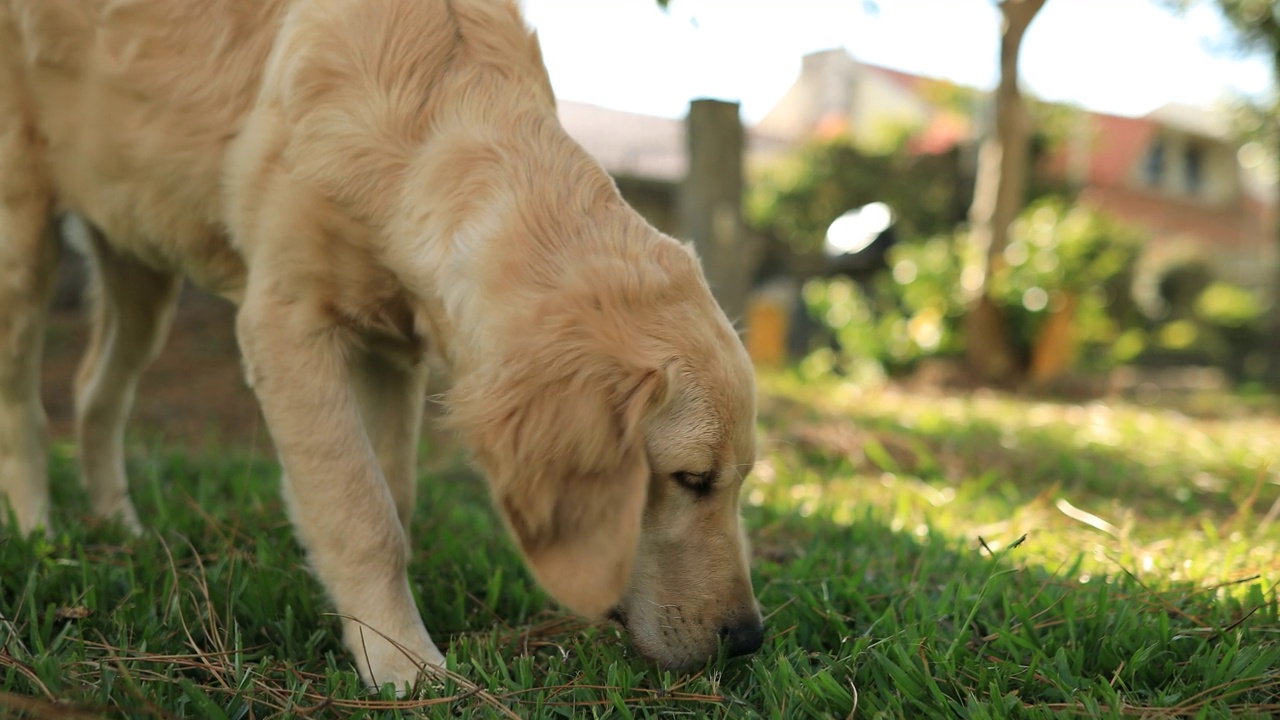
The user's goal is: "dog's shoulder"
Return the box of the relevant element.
[260,0,556,227]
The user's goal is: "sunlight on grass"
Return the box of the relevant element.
[755,372,1280,594]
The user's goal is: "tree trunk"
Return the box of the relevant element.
[963,0,1047,383]
[680,99,760,326]
[1269,52,1280,385]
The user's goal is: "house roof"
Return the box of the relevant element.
[1039,107,1252,194]
[755,49,977,149]
[555,58,1245,203]
[557,100,686,183]
[1145,102,1231,141]
[858,60,943,95]
[556,99,792,184]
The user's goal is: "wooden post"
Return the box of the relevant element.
[680,99,755,324]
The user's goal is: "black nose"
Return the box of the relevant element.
[719,619,765,658]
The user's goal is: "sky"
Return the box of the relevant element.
[520,0,1275,124]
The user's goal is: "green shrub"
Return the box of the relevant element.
[1132,250,1265,379]
[1195,282,1262,328]
[804,198,1147,376]
[748,136,968,254]
[990,198,1145,369]
[801,232,969,376]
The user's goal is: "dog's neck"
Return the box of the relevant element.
[388,106,643,367]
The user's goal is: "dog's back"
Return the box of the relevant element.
[3,0,561,299]
[2,0,294,294]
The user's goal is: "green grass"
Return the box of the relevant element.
[2,376,1279,718]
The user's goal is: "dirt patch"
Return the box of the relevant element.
[41,248,460,460]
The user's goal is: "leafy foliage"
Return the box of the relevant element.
[1128,247,1269,377]
[1199,281,1264,327]
[805,198,1148,375]
[1168,0,1280,56]
[747,136,969,254]
[803,238,964,378]
[992,198,1146,359]
[803,195,1268,382]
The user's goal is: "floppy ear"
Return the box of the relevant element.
[448,358,666,617]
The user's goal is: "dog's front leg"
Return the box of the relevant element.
[236,290,444,693]
[351,349,428,538]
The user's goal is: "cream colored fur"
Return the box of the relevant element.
[0,0,762,690]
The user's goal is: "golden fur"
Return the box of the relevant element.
[0,0,762,688]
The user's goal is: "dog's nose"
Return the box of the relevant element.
[719,619,765,658]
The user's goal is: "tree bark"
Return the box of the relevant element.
[963,0,1047,383]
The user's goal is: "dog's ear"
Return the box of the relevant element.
[449,355,667,617]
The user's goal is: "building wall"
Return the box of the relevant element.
[1045,112,1272,289]
[847,72,932,150]
[1131,129,1240,206]
[756,50,855,140]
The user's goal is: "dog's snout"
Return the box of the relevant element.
[718,618,764,658]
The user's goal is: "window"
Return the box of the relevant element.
[1184,142,1204,196]
[1143,138,1166,188]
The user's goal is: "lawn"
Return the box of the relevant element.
[2,373,1279,718]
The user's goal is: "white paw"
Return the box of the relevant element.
[352,627,447,696]
[97,501,143,536]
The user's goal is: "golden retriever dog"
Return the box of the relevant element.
[0,0,763,691]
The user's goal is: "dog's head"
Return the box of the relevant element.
[448,223,761,669]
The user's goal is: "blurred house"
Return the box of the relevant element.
[757,48,1277,291]
[557,100,796,363]
[757,49,976,157]
[556,100,789,237]
[1042,104,1276,289]
[557,101,686,234]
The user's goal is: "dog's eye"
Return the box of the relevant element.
[672,471,715,496]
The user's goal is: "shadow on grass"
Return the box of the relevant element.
[1,435,1278,718]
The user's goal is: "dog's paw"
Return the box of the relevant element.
[358,634,447,697]
[91,498,143,536]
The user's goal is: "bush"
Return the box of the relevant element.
[802,233,967,375]
[1172,281,1265,380]
[1196,282,1262,328]
[805,198,1147,376]
[1132,247,1266,379]
[989,198,1145,369]
[748,136,968,254]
